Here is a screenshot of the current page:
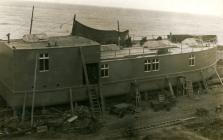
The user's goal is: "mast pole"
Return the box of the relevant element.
[29,6,34,34]
[117,20,120,47]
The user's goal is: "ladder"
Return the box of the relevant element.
[131,80,141,107]
[185,80,193,96]
[89,86,102,114]
[158,94,165,103]
[79,47,101,115]
[135,86,141,107]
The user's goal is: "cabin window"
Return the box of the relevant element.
[100,64,109,78]
[39,53,49,72]
[144,59,151,72]
[189,54,195,66]
[152,59,159,71]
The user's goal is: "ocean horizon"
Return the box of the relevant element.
[0,1,223,44]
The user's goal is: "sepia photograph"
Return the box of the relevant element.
[0,0,223,140]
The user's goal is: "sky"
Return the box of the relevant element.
[9,0,223,16]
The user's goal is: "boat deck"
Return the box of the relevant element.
[101,40,217,60]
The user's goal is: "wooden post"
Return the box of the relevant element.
[214,67,223,86]
[75,102,78,109]
[144,92,148,101]
[21,92,27,123]
[166,76,175,98]
[12,107,17,118]
[69,88,74,115]
[31,54,38,127]
[200,70,209,93]
[98,83,105,113]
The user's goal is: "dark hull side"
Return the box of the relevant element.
[0,60,217,108]
[0,46,218,107]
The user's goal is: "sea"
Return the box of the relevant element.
[1,1,223,44]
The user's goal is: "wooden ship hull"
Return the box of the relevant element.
[0,39,218,108]
[0,18,219,109]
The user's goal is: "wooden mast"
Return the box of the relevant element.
[117,20,120,47]
[29,6,34,34]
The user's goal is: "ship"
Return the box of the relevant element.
[0,12,220,114]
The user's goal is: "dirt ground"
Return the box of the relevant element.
[2,85,223,140]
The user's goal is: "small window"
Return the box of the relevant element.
[100,64,109,78]
[152,59,159,71]
[189,54,195,66]
[144,59,151,72]
[39,53,49,72]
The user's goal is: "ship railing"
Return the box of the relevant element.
[177,41,217,53]
[101,47,157,58]
[100,41,217,59]
[130,34,169,41]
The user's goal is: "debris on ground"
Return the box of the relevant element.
[0,104,103,138]
[195,108,209,117]
[67,115,78,123]
[215,104,223,113]
[36,125,48,133]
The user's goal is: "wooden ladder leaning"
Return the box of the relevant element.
[79,47,101,115]
[89,86,102,114]
[185,80,193,96]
